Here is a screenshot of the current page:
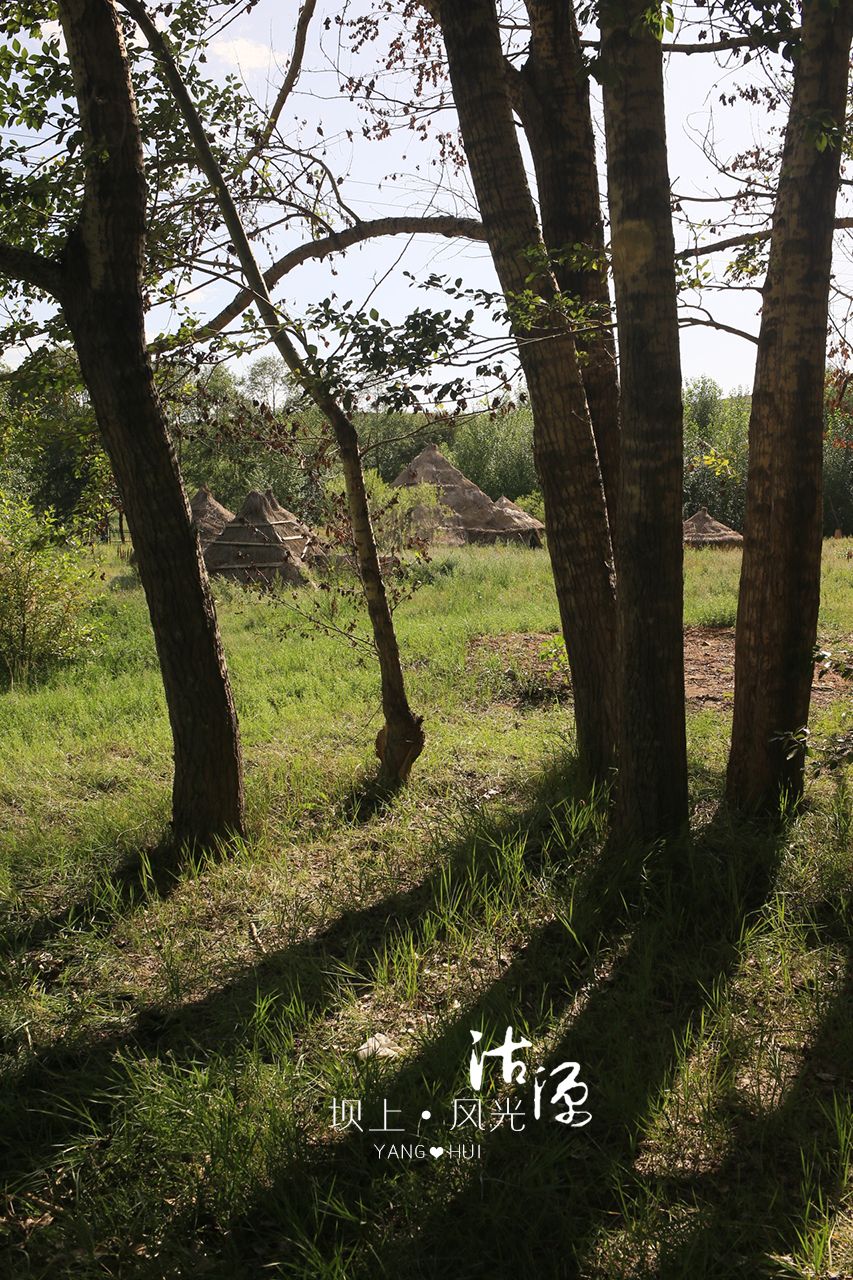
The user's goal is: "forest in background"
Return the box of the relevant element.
[3,353,853,541]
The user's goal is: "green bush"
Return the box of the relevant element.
[0,492,97,686]
[320,470,451,554]
[682,383,750,530]
[447,408,538,500]
[824,409,853,535]
[513,491,546,524]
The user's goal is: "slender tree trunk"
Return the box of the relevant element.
[431,0,618,780]
[727,0,853,814]
[601,2,688,842]
[124,0,424,787]
[57,0,245,846]
[519,0,620,519]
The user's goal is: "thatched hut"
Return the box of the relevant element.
[190,486,234,550]
[683,507,743,549]
[392,444,538,546]
[204,490,307,585]
[263,490,328,568]
[496,496,546,548]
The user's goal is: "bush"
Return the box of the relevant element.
[0,492,97,686]
[513,491,546,524]
[683,387,750,530]
[824,409,853,536]
[320,470,451,554]
[447,408,538,500]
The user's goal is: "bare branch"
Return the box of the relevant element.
[0,241,62,297]
[581,28,800,53]
[201,214,485,336]
[679,312,759,344]
[245,0,317,162]
[676,216,853,260]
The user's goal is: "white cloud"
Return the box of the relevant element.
[210,37,283,73]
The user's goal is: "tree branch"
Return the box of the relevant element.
[679,313,759,343]
[676,216,853,260]
[245,0,317,163]
[581,28,800,53]
[0,240,62,297]
[200,214,485,336]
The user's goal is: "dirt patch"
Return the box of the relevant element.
[468,628,852,709]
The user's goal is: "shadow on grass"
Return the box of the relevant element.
[218,808,786,1280]
[0,832,233,961]
[653,948,853,1279]
[0,758,598,1190]
[6,781,830,1280]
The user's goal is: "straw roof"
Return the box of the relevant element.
[683,506,743,548]
[392,444,538,546]
[204,490,307,584]
[496,496,546,547]
[263,490,328,567]
[190,486,234,550]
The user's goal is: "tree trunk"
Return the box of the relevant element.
[124,0,424,787]
[432,0,618,781]
[519,0,620,520]
[58,0,245,845]
[727,0,853,814]
[601,2,688,842]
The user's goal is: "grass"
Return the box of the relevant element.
[0,541,851,1278]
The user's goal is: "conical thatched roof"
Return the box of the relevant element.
[496,496,546,547]
[204,490,307,585]
[263,490,327,567]
[392,444,537,546]
[683,506,743,548]
[190,486,234,550]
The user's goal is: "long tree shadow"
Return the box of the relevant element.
[651,931,853,1276]
[209,809,786,1278]
[0,835,218,960]
[2,784,792,1279]
[0,759,605,1197]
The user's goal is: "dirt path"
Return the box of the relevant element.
[469,627,851,709]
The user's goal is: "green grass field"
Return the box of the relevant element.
[1,541,851,1278]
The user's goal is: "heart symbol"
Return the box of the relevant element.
[429,1146,444,1159]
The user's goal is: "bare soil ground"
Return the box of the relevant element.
[469,626,852,709]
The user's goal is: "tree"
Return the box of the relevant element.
[123,0,425,788]
[727,0,853,813]
[600,0,688,840]
[422,0,619,783]
[0,0,246,845]
[511,0,621,515]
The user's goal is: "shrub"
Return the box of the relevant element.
[513,491,546,524]
[823,411,853,535]
[447,408,538,500]
[320,470,451,554]
[683,389,750,530]
[0,492,97,686]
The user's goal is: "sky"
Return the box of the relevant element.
[185,0,811,395]
[5,2,852,397]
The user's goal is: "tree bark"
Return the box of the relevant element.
[430,0,618,781]
[57,0,245,845]
[518,0,620,520]
[601,1,688,842]
[123,0,424,787]
[727,0,853,814]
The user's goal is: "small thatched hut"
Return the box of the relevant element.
[392,444,538,546]
[190,486,234,550]
[496,496,546,548]
[263,490,328,568]
[683,507,743,549]
[204,491,307,585]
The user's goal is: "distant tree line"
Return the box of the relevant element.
[4,357,852,539]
